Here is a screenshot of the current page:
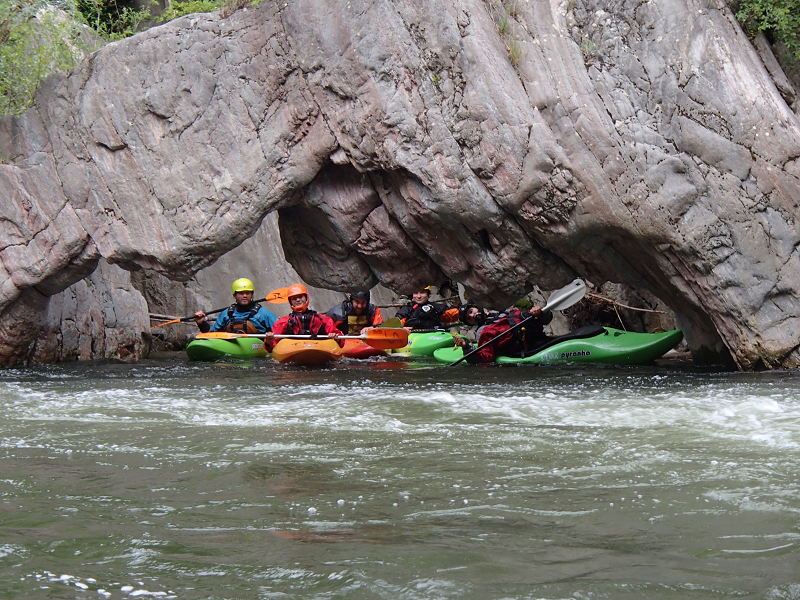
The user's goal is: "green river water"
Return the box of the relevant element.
[1,354,799,599]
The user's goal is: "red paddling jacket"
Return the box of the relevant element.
[463,308,552,363]
[265,310,344,351]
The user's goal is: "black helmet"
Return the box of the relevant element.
[350,291,370,302]
[459,303,486,326]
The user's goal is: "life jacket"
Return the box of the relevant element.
[477,308,547,356]
[442,304,488,327]
[286,310,327,337]
[327,301,378,335]
[224,303,262,334]
[397,301,444,330]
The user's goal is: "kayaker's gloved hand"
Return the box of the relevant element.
[453,336,471,349]
[527,306,553,325]
[194,311,210,333]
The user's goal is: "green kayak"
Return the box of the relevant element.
[186,337,269,361]
[433,326,684,365]
[390,331,460,356]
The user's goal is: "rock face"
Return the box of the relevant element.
[28,259,149,363]
[1,0,799,369]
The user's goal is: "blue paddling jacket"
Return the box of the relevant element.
[206,303,278,334]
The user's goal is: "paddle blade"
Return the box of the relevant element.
[542,279,587,313]
[362,328,409,349]
[265,287,290,303]
[378,317,403,328]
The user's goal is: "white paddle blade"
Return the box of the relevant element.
[542,279,587,313]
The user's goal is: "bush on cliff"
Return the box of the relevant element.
[0,0,93,116]
[0,0,233,117]
[156,0,223,22]
[736,0,800,61]
[76,0,154,41]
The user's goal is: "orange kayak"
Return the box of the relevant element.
[271,338,343,365]
[341,338,388,360]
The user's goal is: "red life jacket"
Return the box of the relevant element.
[286,311,328,336]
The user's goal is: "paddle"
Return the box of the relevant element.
[448,279,587,366]
[378,317,402,328]
[148,287,292,330]
[196,327,409,350]
[264,287,290,303]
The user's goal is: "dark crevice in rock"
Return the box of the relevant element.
[478,228,492,250]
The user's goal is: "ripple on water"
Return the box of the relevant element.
[4,371,800,449]
[2,362,800,598]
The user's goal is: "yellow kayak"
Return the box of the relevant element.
[271,338,343,365]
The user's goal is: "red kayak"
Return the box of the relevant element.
[341,338,387,359]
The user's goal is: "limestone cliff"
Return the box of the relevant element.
[1,0,799,369]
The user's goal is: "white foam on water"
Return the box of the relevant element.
[4,369,800,480]
[0,543,26,559]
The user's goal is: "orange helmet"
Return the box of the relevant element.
[287,283,309,312]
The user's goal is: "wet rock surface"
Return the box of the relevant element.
[1,0,799,369]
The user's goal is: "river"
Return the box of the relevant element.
[1,354,799,599]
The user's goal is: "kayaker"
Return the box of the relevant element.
[326,291,384,335]
[441,303,489,327]
[396,286,446,330]
[453,305,553,363]
[263,283,343,351]
[194,278,278,334]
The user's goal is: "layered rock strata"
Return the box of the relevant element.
[1,0,799,369]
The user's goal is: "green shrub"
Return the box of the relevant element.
[76,0,154,41]
[0,0,256,117]
[736,0,800,61]
[155,0,222,23]
[508,34,522,67]
[0,0,91,116]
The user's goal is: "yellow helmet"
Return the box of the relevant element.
[231,278,255,295]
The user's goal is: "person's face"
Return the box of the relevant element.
[352,298,368,314]
[465,306,479,325]
[289,294,308,308]
[412,290,429,303]
[234,290,253,305]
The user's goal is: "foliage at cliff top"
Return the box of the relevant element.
[0,0,94,116]
[736,0,800,61]
[0,0,233,117]
[76,0,156,41]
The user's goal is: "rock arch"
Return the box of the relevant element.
[1,0,799,369]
